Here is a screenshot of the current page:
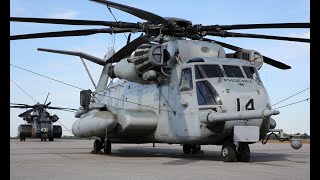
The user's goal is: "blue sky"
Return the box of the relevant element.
[10,0,310,137]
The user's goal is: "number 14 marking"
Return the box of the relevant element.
[237,98,255,111]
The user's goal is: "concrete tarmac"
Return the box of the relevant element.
[10,139,310,180]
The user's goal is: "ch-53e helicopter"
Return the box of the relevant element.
[10,92,78,141]
[10,0,309,162]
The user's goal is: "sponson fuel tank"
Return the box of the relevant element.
[115,110,158,135]
[72,111,117,137]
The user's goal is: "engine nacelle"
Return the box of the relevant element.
[50,114,59,122]
[18,124,32,137]
[233,49,264,70]
[23,114,32,123]
[108,43,172,84]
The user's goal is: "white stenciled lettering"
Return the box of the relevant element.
[223,78,253,83]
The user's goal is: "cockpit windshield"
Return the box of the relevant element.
[243,66,261,81]
[222,65,244,78]
[195,65,224,79]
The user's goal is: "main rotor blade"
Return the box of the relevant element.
[57,109,78,113]
[205,31,310,43]
[38,48,106,66]
[47,106,78,112]
[201,23,310,31]
[10,105,32,109]
[90,0,169,26]
[201,37,291,70]
[10,17,140,28]
[18,108,35,117]
[11,28,136,40]
[10,103,31,106]
[106,35,150,64]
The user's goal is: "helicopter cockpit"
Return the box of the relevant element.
[179,57,265,111]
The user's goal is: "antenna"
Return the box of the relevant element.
[10,78,37,103]
[44,92,50,104]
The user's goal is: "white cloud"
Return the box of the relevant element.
[48,9,79,19]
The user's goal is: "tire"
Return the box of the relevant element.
[183,145,192,154]
[221,143,236,162]
[104,140,111,154]
[237,143,250,162]
[93,139,102,153]
[49,137,54,141]
[192,145,201,153]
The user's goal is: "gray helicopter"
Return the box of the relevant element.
[10,93,78,141]
[10,0,309,162]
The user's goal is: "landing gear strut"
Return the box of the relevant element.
[221,142,250,162]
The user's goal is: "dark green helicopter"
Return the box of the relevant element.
[10,93,77,141]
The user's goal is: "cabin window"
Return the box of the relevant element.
[180,68,193,92]
[222,65,244,78]
[195,65,224,79]
[243,66,261,81]
[196,80,222,105]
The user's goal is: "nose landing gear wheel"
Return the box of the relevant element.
[236,143,250,162]
[221,143,236,162]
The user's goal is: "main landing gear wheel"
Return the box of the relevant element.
[183,145,202,154]
[236,143,250,162]
[183,145,192,154]
[221,143,236,162]
[49,137,54,141]
[191,145,202,154]
[104,140,111,154]
[93,139,102,154]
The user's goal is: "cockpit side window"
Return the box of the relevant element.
[195,65,224,79]
[196,80,222,105]
[179,68,193,92]
[243,66,261,81]
[222,65,244,78]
